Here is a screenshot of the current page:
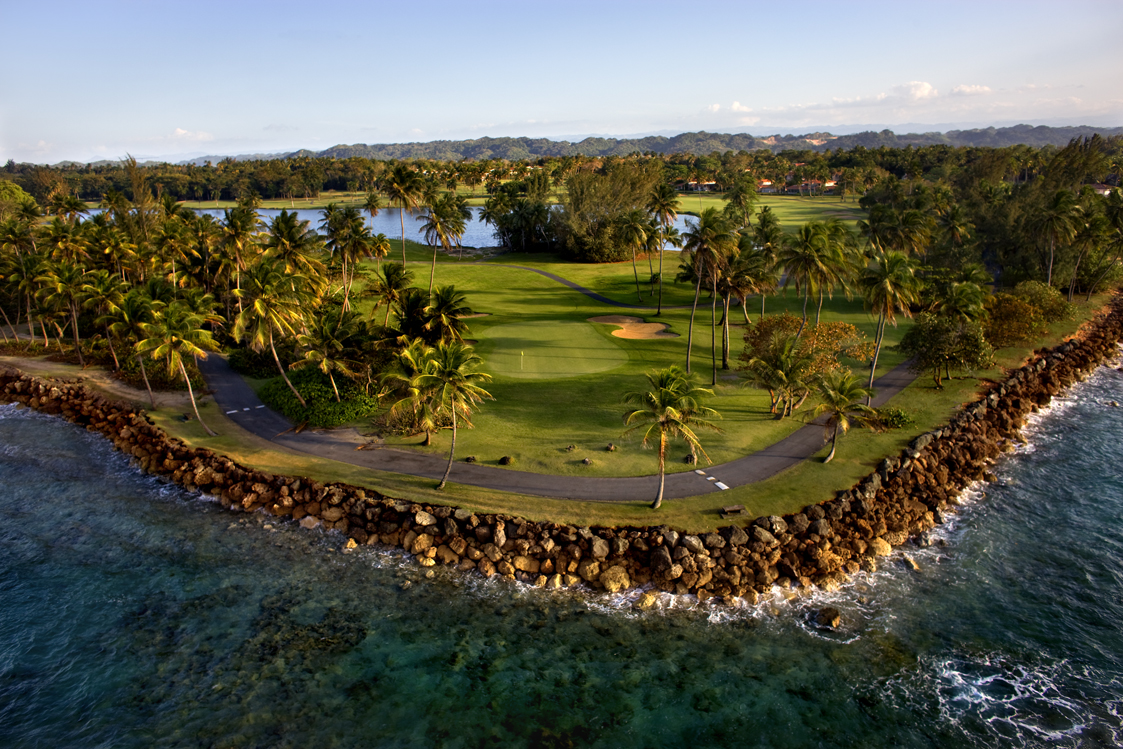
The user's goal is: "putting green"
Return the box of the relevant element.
[482,321,628,379]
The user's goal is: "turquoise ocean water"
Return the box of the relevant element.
[1,362,1122,748]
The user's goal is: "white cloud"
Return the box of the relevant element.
[707,104,721,113]
[169,128,214,142]
[952,84,992,96]
[731,101,751,112]
[893,81,938,100]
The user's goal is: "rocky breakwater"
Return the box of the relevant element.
[0,294,1121,605]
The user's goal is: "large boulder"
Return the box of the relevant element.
[599,566,630,593]
[868,537,892,557]
[590,536,610,560]
[681,535,706,554]
[577,559,601,582]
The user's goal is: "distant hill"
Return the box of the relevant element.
[282,125,1123,163]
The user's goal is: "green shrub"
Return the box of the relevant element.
[259,367,380,428]
[877,406,914,430]
[1012,281,1073,323]
[984,293,1047,348]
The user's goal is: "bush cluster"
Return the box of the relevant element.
[259,367,380,428]
[1012,281,1073,323]
[876,406,914,430]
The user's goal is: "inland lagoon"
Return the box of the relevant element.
[1,362,1121,747]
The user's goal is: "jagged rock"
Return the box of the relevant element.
[590,536,610,560]
[577,559,601,582]
[414,510,437,526]
[868,538,892,557]
[410,533,433,556]
[726,526,749,546]
[815,607,842,628]
[809,518,832,537]
[299,516,321,530]
[681,535,706,554]
[599,566,630,593]
[634,591,658,610]
[751,526,778,547]
[513,555,540,574]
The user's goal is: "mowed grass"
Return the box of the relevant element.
[481,320,627,379]
[356,232,913,482]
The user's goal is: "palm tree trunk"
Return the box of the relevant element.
[686,279,701,373]
[70,303,84,367]
[270,331,307,407]
[0,306,13,344]
[815,288,824,325]
[105,329,120,369]
[137,354,156,409]
[824,423,838,463]
[710,272,718,386]
[178,358,217,436]
[722,292,731,370]
[329,370,341,402]
[867,312,886,405]
[27,299,35,345]
[796,290,809,339]
[760,292,766,321]
[400,210,407,265]
[429,245,438,297]
[656,242,665,316]
[631,245,642,301]
[438,410,457,490]
[651,432,666,510]
[1047,235,1055,286]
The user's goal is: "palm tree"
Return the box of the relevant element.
[417,193,466,295]
[426,284,473,343]
[414,341,493,490]
[292,307,361,401]
[82,269,127,369]
[262,209,326,290]
[323,206,372,311]
[681,208,734,378]
[37,260,87,366]
[860,250,921,400]
[385,339,441,445]
[370,232,391,270]
[647,183,680,315]
[234,260,309,407]
[136,301,220,436]
[221,205,260,309]
[623,366,721,509]
[778,221,831,339]
[1035,189,1081,286]
[618,208,649,301]
[367,262,415,326]
[363,192,383,226]
[812,370,878,463]
[380,164,424,264]
[108,289,158,408]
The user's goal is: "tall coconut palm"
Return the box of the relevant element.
[37,260,87,366]
[778,221,831,339]
[385,339,441,445]
[417,193,466,295]
[136,301,219,436]
[618,208,649,301]
[681,208,734,378]
[812,370,878,463]
[234,260,309,408]
[623,366,721,510]
[860,250,921,400]
[414,340,493,490]
[262,209,325,291]
[108,289,158,408]
[363,192,383,226]
[221,205,260,309]
[647,183,680,316]
[1035,189,1081,286]
[82,269,127,369]
[380,164,424,264]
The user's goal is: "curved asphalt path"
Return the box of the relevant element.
[198,266,917,502]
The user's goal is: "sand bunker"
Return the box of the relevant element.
[588,315,679,340]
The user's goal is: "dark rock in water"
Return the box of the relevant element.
[815,607,842,628]
[499,456,513,465]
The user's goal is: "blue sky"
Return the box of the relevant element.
[2,0,1120,163]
